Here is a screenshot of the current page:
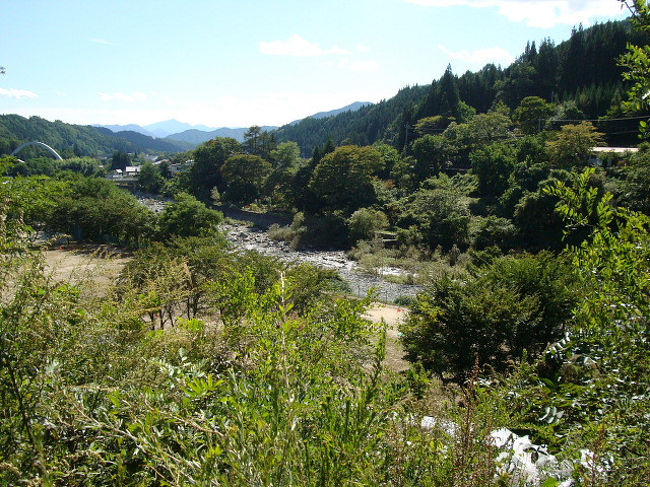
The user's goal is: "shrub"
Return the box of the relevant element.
[400,252,578,381]
[471,216,518,250]
[347,207,389,244]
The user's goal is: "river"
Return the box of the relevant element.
[223,222,423,303]
[136,194,422,303]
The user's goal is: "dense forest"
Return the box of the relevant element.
[276,20,647,155]
[0,114,192,159]
[1,7,650,487]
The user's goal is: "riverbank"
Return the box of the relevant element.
[222,222,423,303]
[133,193,423,303]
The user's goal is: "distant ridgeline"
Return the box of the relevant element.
[276,20,647,156]
[1,20,644,161]
[0,115,193,159]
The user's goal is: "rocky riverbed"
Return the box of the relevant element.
[222,223,423,303]
[135,194,422,302]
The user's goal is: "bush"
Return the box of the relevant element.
[471,216,518,250]
[400,252,578,381]
[158,192,223,239]
[393,295,414,307]
[347,207,389,244]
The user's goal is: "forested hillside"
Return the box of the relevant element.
[2,4,650,485]
[0,115,191,158]
[277,20,647,156]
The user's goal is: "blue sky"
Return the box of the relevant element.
[0,0,629,128]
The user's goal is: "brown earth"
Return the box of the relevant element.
[364,303,411,372]
[43,245,130,298]
[43,246,411,371]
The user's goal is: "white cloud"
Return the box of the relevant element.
[99,91,147,102]
[260,34,351,56]
[439,44,514,69]
[90,38,114,46]
[0,87,38,99]
[404,0,626,28]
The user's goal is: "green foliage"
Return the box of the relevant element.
[397,186,470,250]
[501,169,650,482]
[401,252,578,381]
[414,115,453,135]
[189,137,242,202]
[513,186,565,250]
[158,192,223,238]
[470,141,517,196]
[110,150,131,170]
[442,111,513,168]
[137,160,163,193]
[546,122,605,168]
[270,140,301,168]
[221,153,272,204]
[1,173,156,247]
[411,134,456,182]
[286,211,350,249]
[188,139,233,193]
[347,207,389,244]
[0,217,520,485]
[618,1,650,136]
[243,125,277,159]
[471,215,518,250]
[513,96,555,134]
[614,143,650,214]
[309,145,384,215]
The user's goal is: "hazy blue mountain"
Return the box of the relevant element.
[289,101,373,125]
[143,119,216,138]
[165,126,278,146]
[111,130,193,152]
[163,102,372,148]
[94,123,156,138]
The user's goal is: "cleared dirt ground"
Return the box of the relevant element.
[364,303,411,372]
[43,245,130,298]
[43,246,410,371]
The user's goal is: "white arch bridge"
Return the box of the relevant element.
[10,141,64,160]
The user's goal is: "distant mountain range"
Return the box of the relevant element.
[164,126,278,145]
[0,114,193,157]
[96,101,374,148]
[288,101,373,125]
[95,120,218,139]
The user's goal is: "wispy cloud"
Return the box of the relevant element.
[405,0,625,28]
[0,87,38,99]
[260,34,351,56]
[99,92,147,102]
[90,38,114,46]
[439,44,514,69]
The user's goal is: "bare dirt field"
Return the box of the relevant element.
[42,246,411,371]
[43,245,130,298]
[364,303,411,372]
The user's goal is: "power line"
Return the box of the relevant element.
[543,115,649,123]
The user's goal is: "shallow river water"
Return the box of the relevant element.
[136,195,422,302]
[222,223,423,303]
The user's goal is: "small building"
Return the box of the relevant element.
[591,147,639,155]
[124,166,141,176]
[590,146,639,166]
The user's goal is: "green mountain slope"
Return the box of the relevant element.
[276,20,645,156]
[0,115,191,158]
